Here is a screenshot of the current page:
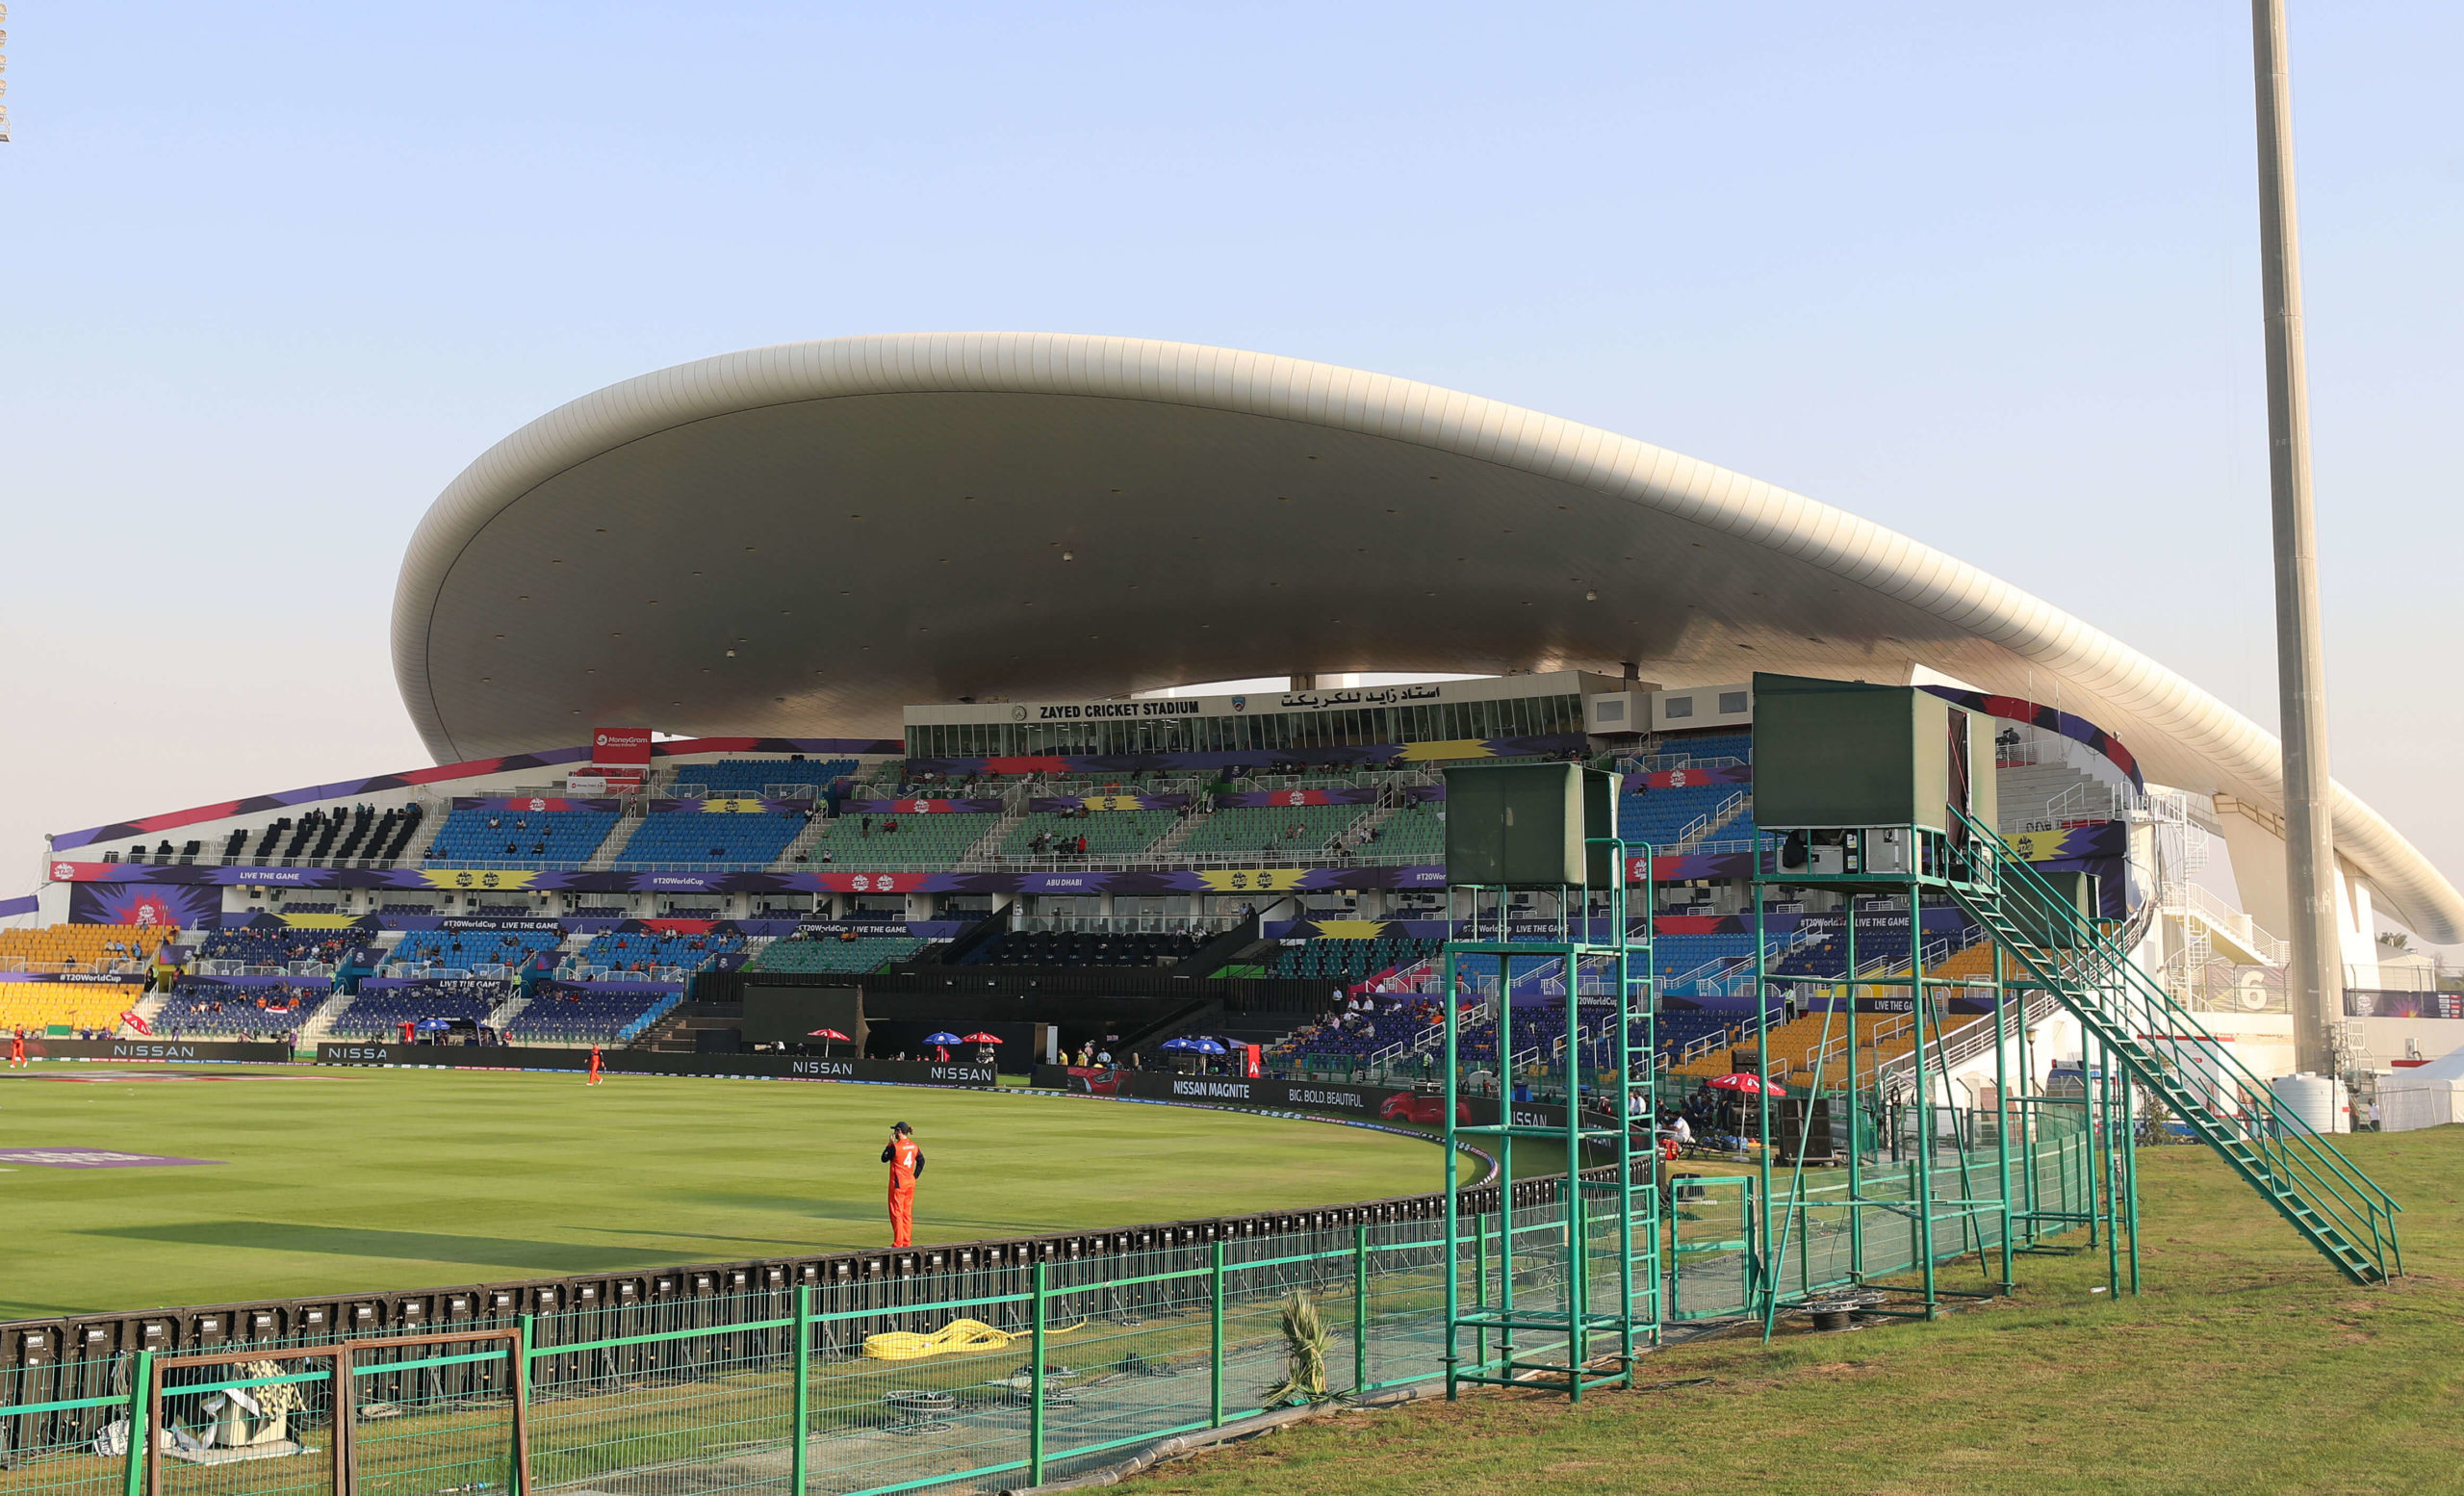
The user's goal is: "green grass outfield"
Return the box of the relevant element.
[0,1065,1453,1321]
[1140,1126,2464,1496]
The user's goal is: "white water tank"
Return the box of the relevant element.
[2270,1072,2346,1133]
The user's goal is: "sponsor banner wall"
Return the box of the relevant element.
[315,1043,996,1087]
[841,798,1005,814]
[1032,1068,1582,1131]
[648,798,813,814]
[22,1038,292,1063]
[451,796,625,814]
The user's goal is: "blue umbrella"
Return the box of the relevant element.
[1184,1037,1228,1055]
[415,1018,454,1032]
[923,1031,963,1045]
[1158,1037,1197,1052]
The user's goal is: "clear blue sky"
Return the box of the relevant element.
[4,3,2457,928]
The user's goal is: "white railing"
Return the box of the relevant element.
[2160,880,2289,967]
[1676,1023,1741,1066]
[192,960,337,978]
[1675,790,1747,847]
[1796,1009,1914,1080]
[554,964,691,984]
[1006,915,1235,936]
[1628,753,1745,773]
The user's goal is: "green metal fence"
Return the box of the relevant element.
[2,1138,2092,1496]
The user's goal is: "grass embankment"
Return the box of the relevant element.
[0,1068,1451,1319]
[1140,1127,2464,1496]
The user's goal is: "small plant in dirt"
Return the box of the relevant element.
[1262,1291,1331,1406]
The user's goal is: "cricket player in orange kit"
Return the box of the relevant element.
[881,1122,925,1248]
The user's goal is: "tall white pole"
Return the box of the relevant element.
[2252,0,2338,1075]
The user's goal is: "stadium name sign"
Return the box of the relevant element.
[316,1044,996,1087]
[1029,699,1203,720]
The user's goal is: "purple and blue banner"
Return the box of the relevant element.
[452,796,624,814]
[1027,793,1191,812]
[1213,785,1445,808]
[841,797,1006,814]
[44,852,1758,898]
[649,797,813,814]
[2345,990,2464,1020]
[1918,684,2143,788]
[1219,787,1363,808]
[51,735,902,853]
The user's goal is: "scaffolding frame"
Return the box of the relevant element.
[1440,832,1655,1400]
[1740,825,2139,1328]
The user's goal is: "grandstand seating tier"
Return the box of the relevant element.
[425,808,614,866]
[1177,804,1365,857]
[671,758,857,795]
[0,982,149,1035]
[747,935,930,974]
[0,924,173,970]
[156,981,329,1040]
[569,930,746,976]
[997,808,1179,859]
[796,813,989,868]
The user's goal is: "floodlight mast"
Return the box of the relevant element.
[2252,0,2337,1076]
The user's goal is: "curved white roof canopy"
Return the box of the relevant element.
[394,333,2464,941]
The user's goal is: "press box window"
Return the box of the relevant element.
[1718,691,1749,714]
[1662,696,1694,719]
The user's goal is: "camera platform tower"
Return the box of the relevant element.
[1439,761,1656,1401]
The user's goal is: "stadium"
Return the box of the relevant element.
[5,334,2458,1493]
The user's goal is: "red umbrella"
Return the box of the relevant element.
[808,1028,852,1042]
[1708,1072,1786,1097]
[961,1031,1002,1045]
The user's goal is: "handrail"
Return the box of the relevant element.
[1951,808,2400,1276]
[2159,879,2290,966]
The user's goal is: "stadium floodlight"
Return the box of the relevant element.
[2251,0,2338,1075]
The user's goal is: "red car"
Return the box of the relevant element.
[1379,1092,1470,1125]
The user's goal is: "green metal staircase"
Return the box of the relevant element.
[1946,812,2401,1284]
